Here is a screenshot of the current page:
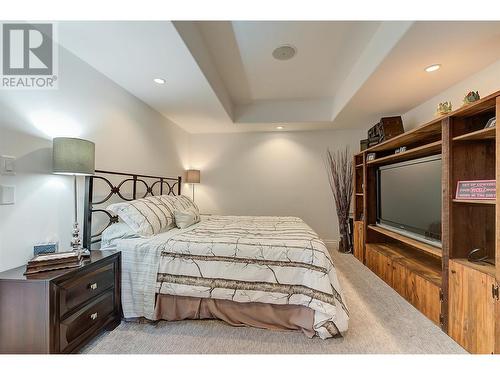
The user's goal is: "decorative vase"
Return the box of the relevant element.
[338,217,350,253]
[326,147,353,254]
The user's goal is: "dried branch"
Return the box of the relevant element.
[326,147,353,253]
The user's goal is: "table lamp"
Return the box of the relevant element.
[185,169,200,202]
[53,137,95,255]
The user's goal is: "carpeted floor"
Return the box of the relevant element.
[81,249,466,354]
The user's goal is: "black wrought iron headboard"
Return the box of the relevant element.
[83,170,181,249]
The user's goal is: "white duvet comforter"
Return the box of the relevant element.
[115,215,349,339]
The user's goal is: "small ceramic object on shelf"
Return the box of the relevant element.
[463,91,480,106]
[436,101,452,116]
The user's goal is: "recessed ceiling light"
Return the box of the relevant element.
[272,45,296,61]
[424,64,441,73]
[276,126,284,130]
[153,78,166,84]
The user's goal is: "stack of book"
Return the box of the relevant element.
[24,251,82,275]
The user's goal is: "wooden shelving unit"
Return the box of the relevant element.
[367,140,442,166]
[367,225,442,259]
[366,119,442,153]
[453,126,495,141]
[352,89,500,354]
[353,153,365,222]
[353,152,366,263]
[366,243,442,285]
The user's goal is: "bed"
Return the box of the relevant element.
[83,171,349,339]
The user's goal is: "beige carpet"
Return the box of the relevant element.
[81,249,466,354]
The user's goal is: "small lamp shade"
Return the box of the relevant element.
[53,137,95,175]
[186,169,200,184]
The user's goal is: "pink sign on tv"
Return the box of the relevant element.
[455,180,496,200]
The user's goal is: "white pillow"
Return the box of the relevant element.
[101,222,139,248]
[106,196,177,237]
[174,210,200,229]
[170,195,200,220]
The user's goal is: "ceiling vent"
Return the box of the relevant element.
[272,45,297,61]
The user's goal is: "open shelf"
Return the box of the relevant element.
[452,95,497,118]
[366,119,441,153]
[451,258,496,278]
[368,224,442,259]
[367,140,442,166]
[452,199,495,205]
[367,243,442,286]
[364,91,499,156]
[453,126,495,142]
[354,156,364,217]
[354,152,364,167]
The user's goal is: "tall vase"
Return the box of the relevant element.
[337,216,350,253]
[326,147,353,254]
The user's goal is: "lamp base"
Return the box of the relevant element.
[71,221,81,245]
[70,221,89,257]
[79,248,91,257]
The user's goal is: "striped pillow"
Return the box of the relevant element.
[106,196,177,237]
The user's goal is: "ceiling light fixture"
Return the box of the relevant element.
[153,78,166,84]
[424,64,441,73]
[276,126,284,130]
[272,45,296,61]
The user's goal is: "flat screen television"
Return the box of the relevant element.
[376,155,442,247]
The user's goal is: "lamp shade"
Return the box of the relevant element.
[53,137,95,175]
[185,169,200,183]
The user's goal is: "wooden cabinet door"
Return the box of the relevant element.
[366,248,392,286]
[393,263,440,325]
[353,221,364,263]
[406,273,441,325]
[392,262,407,298]
[449,260,496,354]
[365,247,379,275]
[378,254,393,286]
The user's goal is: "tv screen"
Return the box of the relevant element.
[377,155,442,246]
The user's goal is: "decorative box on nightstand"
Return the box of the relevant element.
[0,250,121,354]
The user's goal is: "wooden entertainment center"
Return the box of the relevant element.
[353,91,500,354]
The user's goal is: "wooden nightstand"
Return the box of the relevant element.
[0,250,121,354]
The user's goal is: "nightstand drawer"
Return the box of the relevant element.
[59,262,115,317]
[59,290,114,352]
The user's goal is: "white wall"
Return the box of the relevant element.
[0,47,189,272]
[189,129,365,242]
[403,59,500,129]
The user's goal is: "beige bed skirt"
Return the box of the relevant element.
[153,294,316,338]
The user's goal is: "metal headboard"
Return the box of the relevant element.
[83,170,181,249]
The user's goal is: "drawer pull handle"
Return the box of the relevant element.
[90,312,98,320]
[89,283,98,290]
